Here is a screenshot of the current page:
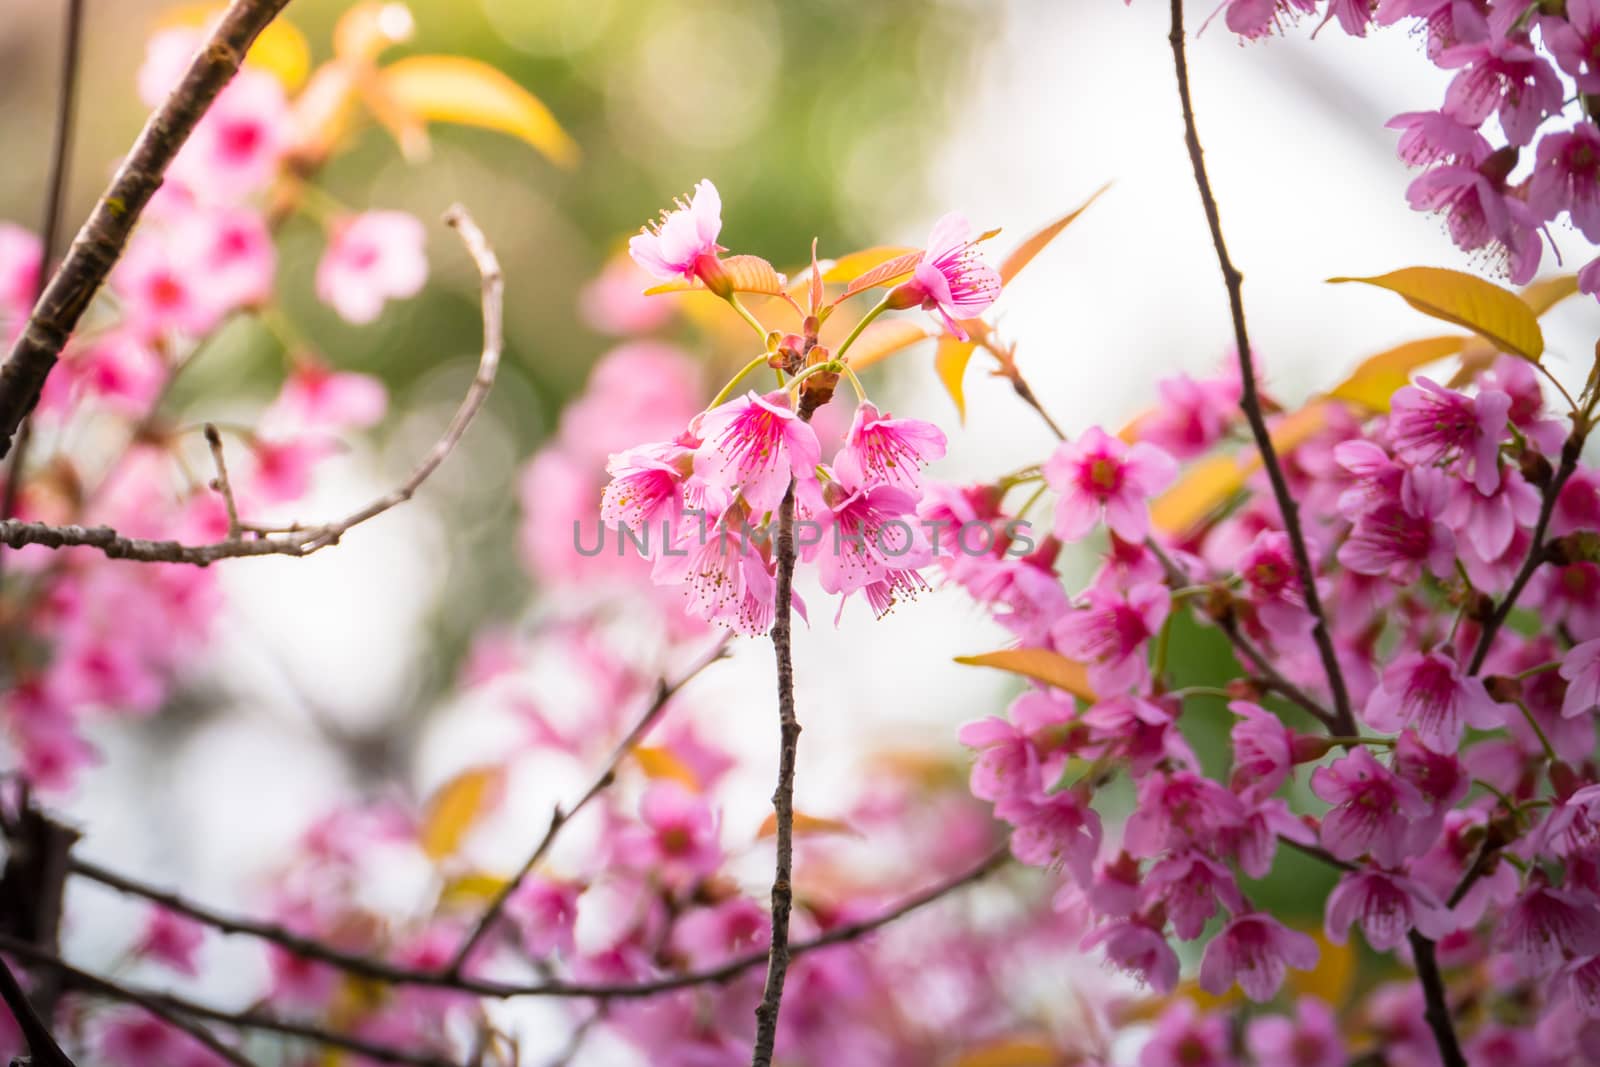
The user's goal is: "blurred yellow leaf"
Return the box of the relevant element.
[756,810,859,839]
[633,746,700,791]
[1326,336,1464,412]
[334,1,414,63]
[421,766,506,860]
[375,55,579,168]
[954,649,1096,702]
[949,1038,1058,1067]
[999,182,1111,286]
[1285,930,1355,1005]
[439,871,510,908]
[1328,267,1543,362]
[160,4,312,90]
[1151,454,1244,535]
[643,255,788,297]
[840,250,925,300]
[822,246,918,284]
[936,335,979,423]
[843,319,935,371]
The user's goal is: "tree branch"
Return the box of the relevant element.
[0,956,74,1067]
[1166,0,1355,736]
[1408,933,1468,1067]
[443,636,732,974]
[0,205,501,565]
[751,477,802,1067]
[0,0,296,458]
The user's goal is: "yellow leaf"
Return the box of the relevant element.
[755,810,859,839]
[954,649,1096,702]
[1327,267,1543,362]
[840,250,925,300]
[160,4,311,90]
[334,1,414,64]
[633,746,700,791]
[643,255,788,297]
[949,1037,1058,1067]
[999,182,1112,286]
[843,319,935,371]
[420,766,506,860]
[439,871,511,908]
[1327,336,1465,412]
[936,336,979,423]
[1150,454,1245,535]
[1449,273,1580,387]
[822,246,919,284]
[374,56,579,168]
[1285,930,1354,1006]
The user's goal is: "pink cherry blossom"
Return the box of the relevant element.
[1495,881,1600,977]
[957,716,1042,803]
[833,401,946,490]
[693,391,821,515]
[1123,770,1243,858]
[1310,745,1430,866]
[316,211,428,325]
[270,363,388,431]
[1324,869,1453,951]
[993,786,1102,884]
[1406,160,1543,284]
[628,180,724,284]
[1052,583,1170,695]
[1044,426,1177,543]
[801,470,932,614]
[1337,470,1456,583]
[1545,0,1600,92]
[601,441,694,539]
[1561,638,1600,719]
[1529,123,1600,239]
[1142,849,1244,940]
[887,212,1001,340]
[1199,912,1319,1003]
[1228,700,1294,802]
[172,68,288,199]
[1139,1001,1236,1067]
[1245,998,1345,1067]
[1387,110,1491,167]
[652,513,779,635]
[1364,649,1502,751]
[1388,377,1511,495]
[1438,26,1563,147]
[506,876,579,958]
[135,906,206,975]
[629,782,722,887]
[1081,918,1179,993]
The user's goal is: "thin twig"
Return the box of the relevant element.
[204,423,241,538]
[444,636,732,974]
[0,955,75,1067]
[1408,933,1468,1067]
[1166,0,1355,736]
[751,477,802,1066]
[0,0,296,457]
[0,935,456,1067]
[0,205,501,564]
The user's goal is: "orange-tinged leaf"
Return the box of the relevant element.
[160,4,312,89]
[1151,454,1245,535]
[1328,267,1543,361]
[949,1037,1058,1067]
[1326,336,1465,412]
[439,871,511,908]
[1285,930,1355,1005]
[936,335,978,423]
[420,766,506,860]
[822,246,919,284]
[643,255,787,297]
[840,250,925,300]
[756,811,859,839]
[1519,272,1582,315]
[843,319,935,371]
[999,182,1112,286]
[335,1,414,63]
[375,55,579,167]
[954,649,1096,702]
[633,746,700,791]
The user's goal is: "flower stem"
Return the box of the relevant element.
[840,362,868,403]
[727,294,768,339]
[835,295,892,361]
[1512,697,1559,765]
[707,352,774,410]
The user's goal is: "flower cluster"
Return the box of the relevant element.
[594,182,1003,633]
[0,17,436,791]
[1219,0,1600,295]
[947,337,1600,1060]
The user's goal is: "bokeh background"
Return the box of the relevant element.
[3,0,1600,1060]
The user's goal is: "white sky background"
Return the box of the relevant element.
[51,0,1600,1061]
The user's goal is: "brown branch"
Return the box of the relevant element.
[1466,427,1587,673]
[1166,0,1355,737]
[0,933,456,1067]
[0,205,502,565]
[751,477,802,1067]
[0,956,74,1067]
[1408,933,1468,1067]
[67,833,1009,1003]
[443,636,732,974]
[0,0,296,458]
[204,424,242,538]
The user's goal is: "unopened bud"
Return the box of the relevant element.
[1518,448,1553,489]
[1484,674,1521,704]
[884,281,926,311]
[693,253,733,299]
[1480,145,1520,185]
[1291,735,1336,763]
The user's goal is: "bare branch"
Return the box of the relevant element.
[204,424,242,538]
[0,956,75,1067]
[0,205,503,565]
[1166,0,1356,736]
[0,0,297,458]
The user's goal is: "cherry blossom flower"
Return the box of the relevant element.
[1081,918,1180,993]
[1529,123,1600,240]
[1139,1001,1236,1067]
[1545,0,1600,92]
[1324,868,1453,950]
[1495,881,1600,977]
[1228,700,1295,802]
[1245,998,1345,1067]
[1199,912,1319,1003]
[315,211,428,325]
[1044,426,1177,543]
[628,782,723,887]
[833,401,947,490]
[887,213,1002,340]
[1310,745,1430,866]
[134,906,206,976]
[1388,377,1511,495]
[1561,638,1600,719]
[693,391,821,515]
[1364,649,1502,751]
[1052,583,1170,695]
[628,179,725,284]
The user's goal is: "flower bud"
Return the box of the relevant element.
[692,252,734,299]
[1291,735,1336,763]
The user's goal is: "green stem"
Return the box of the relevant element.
[707,352,773,410]
[785,361,842,395]
[727,294,768,340]
[840,363,868,403]
[834,295,892,361]
[1512,697,1559,765]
